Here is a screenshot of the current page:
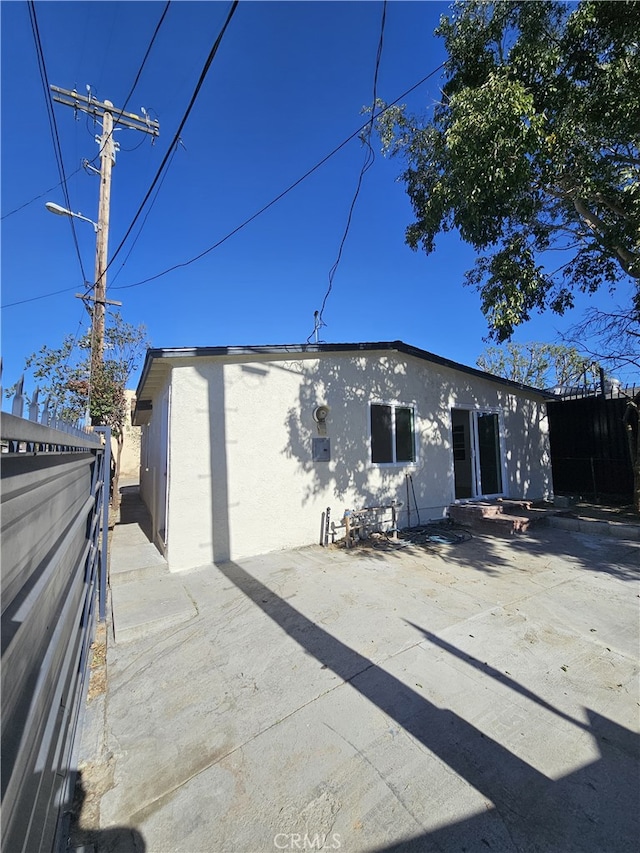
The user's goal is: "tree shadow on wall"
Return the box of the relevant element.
[282,351,454,515]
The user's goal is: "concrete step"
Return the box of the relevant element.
[110,484,168,584]
[110,533,168,585]
[448,501,547,537]
[497,498,533,514]
[111,574,197,644]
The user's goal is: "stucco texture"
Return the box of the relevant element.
[140,350,551,571]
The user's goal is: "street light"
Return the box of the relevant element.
[45,198,115,424]
[45,201,99,232]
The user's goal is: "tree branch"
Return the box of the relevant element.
[594,194,634,222]
[572,197,640,278]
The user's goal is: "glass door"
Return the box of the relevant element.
[451,409,504,499]
[475,412,503,496]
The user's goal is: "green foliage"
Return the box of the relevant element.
[22,314,149,434]
[374,0,640,341]
[477,341,600,389]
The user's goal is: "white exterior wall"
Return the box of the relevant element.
[139,371,172,553]
[154,351,551,571]
[118,390,141,479]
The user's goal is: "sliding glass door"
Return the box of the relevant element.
[476,412,502,496]
[452,409,504,499]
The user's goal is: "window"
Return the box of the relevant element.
[370,403,416,464]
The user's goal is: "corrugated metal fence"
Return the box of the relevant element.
[1,402,110,853]
[547,392,634,501]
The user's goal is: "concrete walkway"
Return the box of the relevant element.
[74,488,640,853]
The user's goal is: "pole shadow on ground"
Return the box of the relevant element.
[215,557,639,852]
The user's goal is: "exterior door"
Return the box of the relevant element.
[476,412,503,496]
[452,409,504,499]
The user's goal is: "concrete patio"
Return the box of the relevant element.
[72,488,640,853]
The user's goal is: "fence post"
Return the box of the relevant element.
[11,375,24,418]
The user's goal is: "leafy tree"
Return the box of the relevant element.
[21,314,149,507]
[373,0,640,341]
[477,341,600,389]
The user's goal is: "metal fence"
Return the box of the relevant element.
[547,392,634,501]
[1,382,110,853]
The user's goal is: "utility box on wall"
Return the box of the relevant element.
[312,437,330,462]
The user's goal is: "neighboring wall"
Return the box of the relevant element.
[117,389,141,479]
[151,350,551,571]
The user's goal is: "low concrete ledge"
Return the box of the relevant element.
[548,514,640,541]
[449,501,640,542]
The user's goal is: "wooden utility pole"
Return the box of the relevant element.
[93,103,114,368]
[50,86,159,408]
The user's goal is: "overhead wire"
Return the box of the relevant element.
[61,306,91,376]
[109,141,180,285]
[3,1,172,309]
[85,1,171,170]
[112,60,445,294]
[0,165,84,221]
[309,0,387,342]
[2,61,446,309]
[75,1,172,378]
[103,0,239,280]
[28,0,88,284]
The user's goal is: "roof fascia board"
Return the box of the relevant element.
[135,341,552,401]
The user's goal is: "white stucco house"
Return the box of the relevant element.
[132,341,553,571]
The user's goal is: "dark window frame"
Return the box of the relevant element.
[370,402,417,465]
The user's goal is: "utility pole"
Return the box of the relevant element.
[92,103,113,369]
[50,86,159,412]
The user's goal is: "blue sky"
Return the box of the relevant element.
[1,0,634,395]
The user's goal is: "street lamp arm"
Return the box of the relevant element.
[45,201,99,232]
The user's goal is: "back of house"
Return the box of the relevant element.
[133,341,552,570]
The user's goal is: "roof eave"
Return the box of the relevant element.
[134,341,553,406]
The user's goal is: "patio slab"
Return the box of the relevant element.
[73,514,640,853]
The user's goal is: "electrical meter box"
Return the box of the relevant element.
[312,437,331,462]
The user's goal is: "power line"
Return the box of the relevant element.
[2,286,77,310]
[122,2,171,114]
[113,61,444,294]
[109,141,180,285]
[85,1,171,169]
[104,0,239,277]
[28,0,88,284]
[0,165,84,221]
[3,62,445,308]
[311,0,388,341]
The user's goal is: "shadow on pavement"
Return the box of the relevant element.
[68,770,146,853]
[216,557,639,852]
[116,485,153,542]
